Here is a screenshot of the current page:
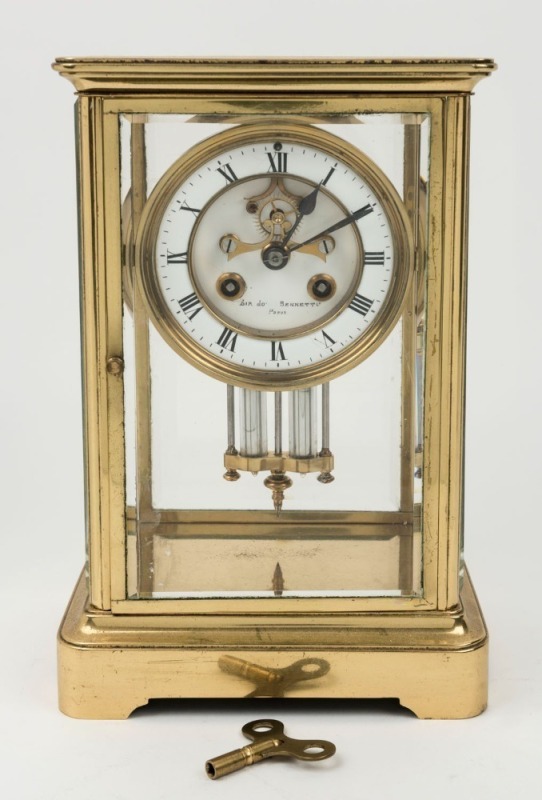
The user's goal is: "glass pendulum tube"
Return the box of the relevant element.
[289,387,318,458]
[223,384,333,509]
[239,389,267,457]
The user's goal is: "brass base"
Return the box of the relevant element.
[58,569,488,720]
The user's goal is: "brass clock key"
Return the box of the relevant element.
[205,719,336,779]
[218,655,330,697]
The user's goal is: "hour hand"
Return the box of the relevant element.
[281,182,323,246]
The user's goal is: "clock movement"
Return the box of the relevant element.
[54,58,495,718]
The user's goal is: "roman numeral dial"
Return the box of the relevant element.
[267,151,288,172]
[178,292,203,320]
[167,250,188,265]
[271,341,286,361]
[216,163,238,183]
[364,251,385,266]
[138,123,412,388]
[349,294,374,317]
[217,327,238,352]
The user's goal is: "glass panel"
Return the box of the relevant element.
[120,110,430,600]
[148,321,403,512]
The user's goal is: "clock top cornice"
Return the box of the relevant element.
[53,57,496,95]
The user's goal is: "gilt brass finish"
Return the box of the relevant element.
[106,356,124,376]
[205,719,336,779]
[263,470,293,514]
[224,450,334,475]
[307,273,337,302]
[54,58,494,720]
[216,272,247,302]
[58,568,488,719]
[52,57,496,95]
[218,655,331,697]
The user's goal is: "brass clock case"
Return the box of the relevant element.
[135,122,414,390]
[53,58,496,721]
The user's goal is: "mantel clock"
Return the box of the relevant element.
[53,57,495,719]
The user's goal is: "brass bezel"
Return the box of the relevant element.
[135,122,414,390]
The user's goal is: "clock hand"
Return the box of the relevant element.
[288,203,373,252]
[281,183,322,247]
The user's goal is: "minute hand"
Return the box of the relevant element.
[289,204,374,252]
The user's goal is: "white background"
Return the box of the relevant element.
[1,1,541,798]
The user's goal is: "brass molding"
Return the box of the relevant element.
[53,57,496,95]
[224,451,334,475]
[58,568,488,719]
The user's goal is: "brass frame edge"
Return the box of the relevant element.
[77,91,476,613]
[77,97,112,610]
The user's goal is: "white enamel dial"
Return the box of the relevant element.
[137,124,413,389]
[189,174,362,339]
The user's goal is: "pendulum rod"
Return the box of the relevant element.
[321,382,330,450]
[265,390,291,514]
[265,391,292,515]
[318,382,334,483]
[274,392,282,455]
[223,385,240,481]
[227,384,236,452]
